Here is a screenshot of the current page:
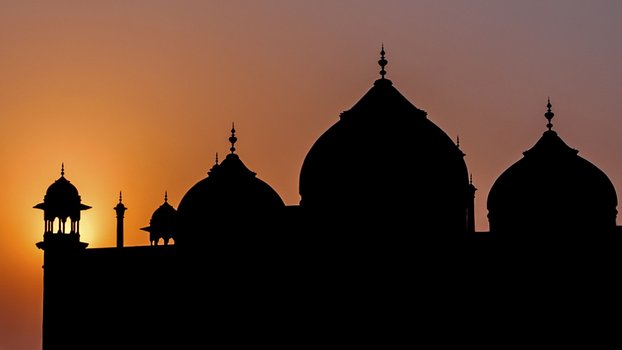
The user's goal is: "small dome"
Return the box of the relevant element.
[487,101,617,236]
[151,200,176,225]
[299,49,469,234]
[34,164,91,222]
[141,193,177,245]
[46,176,80,204]
[176,127,285,246]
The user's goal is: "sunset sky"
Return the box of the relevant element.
[2,1,622,348]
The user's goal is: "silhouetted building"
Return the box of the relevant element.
[35,49,622,349]
[175,124,286,249]
[300,47,471,238]
[35,165,91,350]
[487,99,618,239]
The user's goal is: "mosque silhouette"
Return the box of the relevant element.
[35,48,622,349]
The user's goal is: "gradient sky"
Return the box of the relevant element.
[2,1,622,348]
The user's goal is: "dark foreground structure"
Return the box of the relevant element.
[36,49,622,349]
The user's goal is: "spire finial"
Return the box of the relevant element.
[456,135,466,157]
[229,123,237,154]
[470,173,473,185]
[208,152,220,175]
[164,191,168,203]
[114,190,127,215]
[545,97,555,131]
[61,163,65,177]
[378,44,388,79]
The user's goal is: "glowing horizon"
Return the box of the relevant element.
[3,1,622,348]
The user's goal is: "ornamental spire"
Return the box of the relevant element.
[545,97,555,131]
[229,123,237,154]
[208,152,220,175]
[378,44,388,79]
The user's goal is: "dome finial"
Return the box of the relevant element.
[378,44,388,79]
[456,135,460,148]
[61,163,65,177]
[545,97,555,131]
[164,191,168,203]
[208,152,220,175]
[118,191,123,203]
[229,123,237,154]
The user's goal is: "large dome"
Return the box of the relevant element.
[487,101,617,237]
[176,127,285,246]
[299,49,469,235]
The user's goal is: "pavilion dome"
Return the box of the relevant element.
[141,193,177,245]
[487,100,617,236]
[299,48,470,235]
[34,164,91,223]
[150,196,177,225]
[45,170,80,207]
[175,126,285,246]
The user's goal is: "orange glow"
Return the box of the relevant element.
[3,1,622,348]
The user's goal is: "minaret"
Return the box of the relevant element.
[34,165,90,350]
[114,191,127,248]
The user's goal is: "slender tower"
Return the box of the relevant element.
[35,165,90,350]
[114,191,127,248]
